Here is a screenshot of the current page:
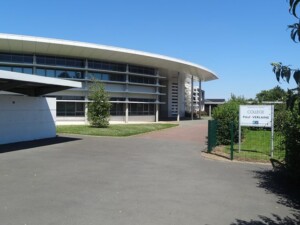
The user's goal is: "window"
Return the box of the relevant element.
[129,103,155,115]
[110,103,125,115]
[129,75,156,84]
[128,65,155,75]
[0,53,33,64]
[87,72,125,82]
[57,102,85,116]
[36,55,84,68]
[88,60,126,72]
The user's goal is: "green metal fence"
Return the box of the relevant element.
[207,120,218,153]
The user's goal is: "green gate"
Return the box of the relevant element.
[207,120,218,153]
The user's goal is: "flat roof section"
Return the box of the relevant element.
[0,70,81,96]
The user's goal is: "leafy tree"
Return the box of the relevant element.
[88,80,111,128]
[255,86,286,102]
[268,1,300,182]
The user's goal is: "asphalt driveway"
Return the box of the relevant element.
[0,120,298,225]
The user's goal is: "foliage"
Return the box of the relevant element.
[288,0,300,42]
[270,1,300,181]
[88,80,111,128]
[212,95,247,145]
[281,109,300,181]
[255,85,286,102]
[271,62,300,113]
[57,123,178,137]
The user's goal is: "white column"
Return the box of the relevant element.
[199,80,202,119]
[155,104,159,122]
[125,103,129,123]
[177,73,180,122]
[209,105,212,117]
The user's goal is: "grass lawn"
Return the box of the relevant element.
[57,123,178,137]
[222,129,285,162]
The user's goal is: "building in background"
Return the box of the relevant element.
[204,99,226,117]
[0,34,218,124]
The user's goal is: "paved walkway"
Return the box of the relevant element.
[137,119,208,145]
[0,120,298,225]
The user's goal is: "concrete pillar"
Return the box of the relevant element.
[155,104,159,122]
[199,80,202,119]
[209,105,212,117]
[125,102,129,123]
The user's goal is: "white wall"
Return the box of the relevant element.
[0,95,56,145]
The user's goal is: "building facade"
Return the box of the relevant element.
[0,34,218,124]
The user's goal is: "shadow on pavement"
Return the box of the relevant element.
[231,169,300,225]
[0,136,81,154]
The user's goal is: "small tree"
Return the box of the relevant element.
[88,80,111,128]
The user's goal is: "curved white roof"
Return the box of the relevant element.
[0,33,218,81]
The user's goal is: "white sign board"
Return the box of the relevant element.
[239,105,273,128]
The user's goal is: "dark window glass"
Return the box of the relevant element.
[36,55,84,68]
[129,65,155,75]
[0,66,11,71]
[46,57,55,65]
[0,53,33,64]
[12,67,22,72]
[128,103,155,115]
[88,60,126,72]
[56,102,85,116]
[46,69,55,77]
[110,103,125,115]
[36,68,46,76]
[23,67,33,74]
[110,97,126,101]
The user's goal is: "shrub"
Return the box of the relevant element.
[282,107,300,182]
[212,95,246,145]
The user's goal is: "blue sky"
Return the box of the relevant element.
[0,0,299,99]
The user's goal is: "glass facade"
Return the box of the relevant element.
[0,52,162,119]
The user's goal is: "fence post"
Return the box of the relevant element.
[208,120,212,153]
[230,122,234,160]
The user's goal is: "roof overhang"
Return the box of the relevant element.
[0,33,218,81]
[0,70,81,96]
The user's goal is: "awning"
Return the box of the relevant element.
[0,70,81,96]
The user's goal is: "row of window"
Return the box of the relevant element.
[87,72,125,82]
[0,53,157,75]
[0,53,33,64]
[0,66,33,74]
[56,102,155,116]
[0,66,161,86]
[88,60,126,72]
[129,75,156,84]
[36,68,83,79]
[57,102,85,116]
[36,56,84,68]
